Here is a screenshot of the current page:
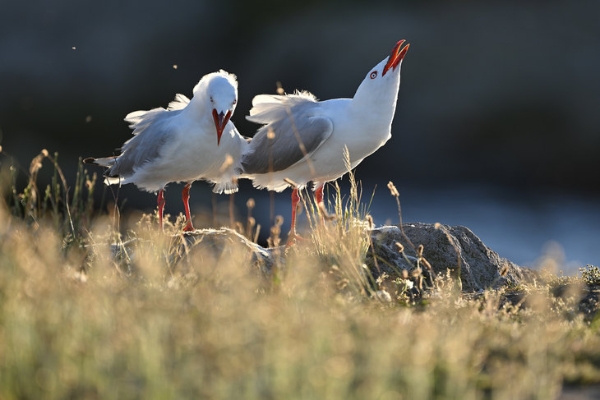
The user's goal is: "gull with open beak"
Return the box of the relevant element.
[84,70,248,231]
[240,40,410,241]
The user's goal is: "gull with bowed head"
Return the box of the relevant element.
[85,70,248,231]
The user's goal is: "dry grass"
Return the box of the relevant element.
[1,150,600,399]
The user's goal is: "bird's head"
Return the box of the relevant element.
[354,40,410,102]
[194,70,238,145]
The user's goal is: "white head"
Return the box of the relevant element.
[353,40,410,108]
[193,70,238,145]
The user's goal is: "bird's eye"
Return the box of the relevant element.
[233,99,237,105]
[370,71,378,79]
[210,96,214,103]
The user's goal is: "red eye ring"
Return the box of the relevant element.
[370,71,378,79]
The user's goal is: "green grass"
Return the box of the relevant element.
[1,149,600,399]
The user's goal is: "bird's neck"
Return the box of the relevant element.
[180,97,213,128]
[350,82,400,125]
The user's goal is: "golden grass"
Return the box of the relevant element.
[1,150,600,399]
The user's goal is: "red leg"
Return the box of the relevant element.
[315,184,333,223]
[182,183,195,232]
[290,188,300,237]
[315,184,326,222]
[314,184,324,205]
[286,187,306,245]
[157,189,166,230]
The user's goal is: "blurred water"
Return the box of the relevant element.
[388,185,599,273]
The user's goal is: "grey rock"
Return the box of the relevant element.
[109,228,284,278]
[109,224,535,293]
[174,228,281,275]
[368,223,536,292]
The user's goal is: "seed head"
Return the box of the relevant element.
[387,181,399,197]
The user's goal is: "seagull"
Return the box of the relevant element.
[84,70,248,231]
[240,40,410,240]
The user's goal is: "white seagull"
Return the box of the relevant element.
[240,40,410,240]
[84,70,248,231]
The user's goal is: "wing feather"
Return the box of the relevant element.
[242,92,332,174]
[167,93,190,110]
[108,109,180,178]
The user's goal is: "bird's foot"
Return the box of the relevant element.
[182,222,195,233]
[285,231,306,247]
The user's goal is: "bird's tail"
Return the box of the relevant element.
[212,182,238,195]
[83,157,122,186]
[83,156,117,168]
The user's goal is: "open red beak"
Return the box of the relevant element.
[382,39,410,76]
[212,109,232,146]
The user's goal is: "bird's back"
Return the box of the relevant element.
[107,108,182,181]
[242,92,333,175]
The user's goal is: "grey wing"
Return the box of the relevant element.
[108,110,177,177]
[241,111,333,174]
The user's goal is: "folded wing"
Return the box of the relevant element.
[242,91,333,174]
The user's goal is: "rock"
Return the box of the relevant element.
[173,228,281,275]
[109,224,534,293]
[368,223,536,292]
[109,228,283,278]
